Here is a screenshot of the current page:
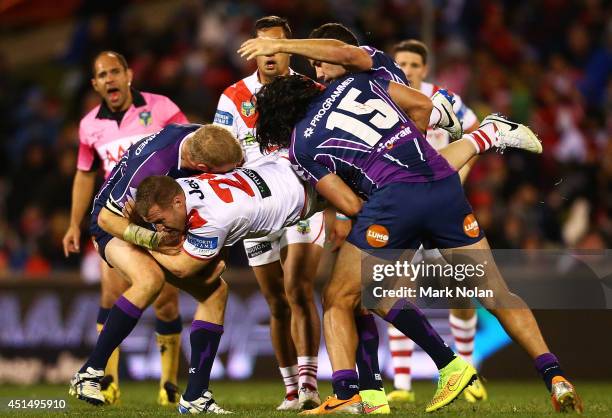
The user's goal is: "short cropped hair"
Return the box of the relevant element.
[254,15,292,38]
[92,50,129,76]
[309,23,359,46]
[189,124,243,168]
[135,175,182,217]
[392,39,429,65]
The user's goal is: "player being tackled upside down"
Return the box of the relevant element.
[253,70,582,414]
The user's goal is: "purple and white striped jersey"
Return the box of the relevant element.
[289,73,455,198]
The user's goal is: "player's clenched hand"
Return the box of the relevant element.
[329,218,352,252]
[238,38,281,60]
[122,197,135,219]
[62,225,81,257]
[155,230,184,255]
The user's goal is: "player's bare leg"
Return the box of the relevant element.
[252,262,299,407]
[440,237,582,412]
[306,241,476,414]
[97,262,128,405]
[281,242,322,409]
[152,282,182,406]
[70,239,168,406]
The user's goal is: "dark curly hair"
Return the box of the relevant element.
[255,75,323,152]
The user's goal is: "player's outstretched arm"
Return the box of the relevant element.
[238,38,373,72]
[62,169,97,257]
[386,80,432,133]
[315,173,363,217]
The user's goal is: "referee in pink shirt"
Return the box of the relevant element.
[62,51,188,407]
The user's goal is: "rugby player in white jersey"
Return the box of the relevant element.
[215,16,323,410]
[132,154,324,413]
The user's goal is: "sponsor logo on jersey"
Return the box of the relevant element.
[241,101,256,117]
[240,168,271,198]
[296,220,311,234]
[375,125,412,153]
[244,133,257,145]
[246,241,273,258]
[366,224,389,248]
[186,233,218,256]
[309,77,354,129]
[139,111,152,126]
[134,131,160,155]
[463,214,480,238]
[214,109,234,126]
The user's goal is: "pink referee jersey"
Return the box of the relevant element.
[77,89,188,177]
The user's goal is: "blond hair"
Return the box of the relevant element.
[188,124,243,168]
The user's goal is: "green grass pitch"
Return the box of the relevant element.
[1,380,610,417]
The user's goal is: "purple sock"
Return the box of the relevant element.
[332,369,359,400]
[96,307,110,327]
[182,320,224,401]
[535,353,564,391]
[155,315,183,335]
[82,296,143,372]
[384,299,455,369]
[355,314,383,390]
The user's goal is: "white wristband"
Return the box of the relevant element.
[336,213,350,221]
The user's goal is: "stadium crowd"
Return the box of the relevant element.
[0,0,610,276]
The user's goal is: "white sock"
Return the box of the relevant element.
[464,123,497,153]
[449,313,477,365]
[297,356,318,390]
[279,365,299,398]
[388,325,414,391]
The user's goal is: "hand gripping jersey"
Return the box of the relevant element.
[289,73,455,199]
[78,90,188,178]
[179,157,311,259]
[421,81,478,150]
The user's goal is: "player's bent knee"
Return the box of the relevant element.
[135,273,165,298]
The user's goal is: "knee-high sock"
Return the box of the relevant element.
[449,313,477,365]
[182,320,223,401]
[535,353,564,392]
[355,313,383,391]
[83,296,143,372]
[155,316,183,387]
[332,369,359,400]
[383,299,454,370]
[279,365,299,399]
[298,356,318,391]
[388,325,414,391]
[96,307,121,384]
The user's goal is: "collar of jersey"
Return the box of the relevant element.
[96,88,146,120]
